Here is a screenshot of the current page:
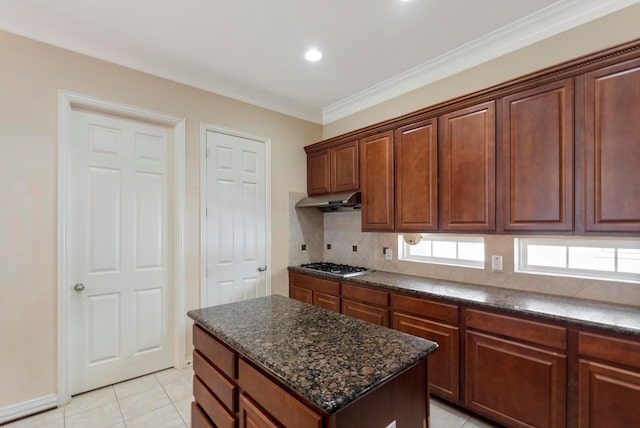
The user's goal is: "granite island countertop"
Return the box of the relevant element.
[289,266,640,337]
[187,295,438,414]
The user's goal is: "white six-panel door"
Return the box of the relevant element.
[68,110,173,395]
[204,129,268,307]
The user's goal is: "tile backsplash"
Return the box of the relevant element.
[288,193,640,306]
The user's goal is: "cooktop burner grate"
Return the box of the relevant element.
[299,262,373,278]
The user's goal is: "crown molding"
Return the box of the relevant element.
[322,0,640,124]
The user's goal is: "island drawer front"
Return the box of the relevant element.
[392,293,459,323]
[579,332,640,369]
[191,402,215,428]
[342,282,389,306]
[466,309,567,350]
[194,325,237,379]
[194,376,238,428]
[194,350,238,412]
[289,272,340,296]
[239,393,282,428]
[238,359,323,428]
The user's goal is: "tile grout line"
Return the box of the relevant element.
[113,385,126,428]
[155,373,188,428]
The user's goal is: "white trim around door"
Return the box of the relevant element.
[199,123,272,307]
[57,91,186,406]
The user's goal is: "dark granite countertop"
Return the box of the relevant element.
[187,295,438,414]
[289,266,640,337]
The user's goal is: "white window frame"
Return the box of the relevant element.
[515,238,640,283]
[398,234,485,269]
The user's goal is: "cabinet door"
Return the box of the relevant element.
[313,292,340,313]
[578,360,640,428]
[466,331,567,428]
[440,101,496,231]
[360,131,395,231]
[342,299,390,327]
[395,119,438,231]
[501,79,574,231]
[306,149,331,195]
[331,140,359,192]
[394,312,459,402]
[584,58,640,232]
[289,285,313,305]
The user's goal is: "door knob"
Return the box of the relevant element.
[257,266,267,272]
[74,283,85,291]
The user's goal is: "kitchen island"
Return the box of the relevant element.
[188,295,438,428]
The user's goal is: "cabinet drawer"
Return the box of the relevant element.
[194,376,237,428]
[238,359,322,428]
[579,332,640,370]
[239,393,282,428]
[191,402,215,428]
[289,272,340,296]
[342,299,390,327]
[392,293,459,323]
[193,325,237,379]
[194,351,237,412]
[290,284,313,304]
[466,309,566,350]
[342,283,389,306]
[313,292,340,313]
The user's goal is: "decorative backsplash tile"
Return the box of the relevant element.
[287,194,639,306]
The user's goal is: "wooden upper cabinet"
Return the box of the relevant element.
[501,79,574,231]
[331,140,359,193]
[360,131,394,231]
[306,140,359,196]
[440,101,496,231]
[584,58,640,232]
[306,148,331,195]
[395,118,438,231]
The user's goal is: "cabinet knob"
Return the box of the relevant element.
[257,266,267,272]
[74,283,85,292]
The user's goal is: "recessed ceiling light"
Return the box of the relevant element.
[304,49,322,62]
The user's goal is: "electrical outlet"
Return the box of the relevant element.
[385,248,393,260]
[327,244,331,250]
[352,245,358,252]
[491,255,503,272]
[301,244,306,251]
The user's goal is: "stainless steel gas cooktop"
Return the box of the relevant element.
[299,262,373,278]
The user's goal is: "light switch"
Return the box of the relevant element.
[491,255,503,272]
[385,248,393,260]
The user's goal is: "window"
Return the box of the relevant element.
[516,238,640,283]
[398,234,485,268]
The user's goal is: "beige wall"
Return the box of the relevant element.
[0,30,321,409]
[323,3,640,138]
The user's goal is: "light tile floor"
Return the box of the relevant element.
[5,367,500,428]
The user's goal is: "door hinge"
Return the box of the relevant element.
[206,147,210,158]
[205,207,208,217]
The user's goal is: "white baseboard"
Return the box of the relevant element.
[0,394,57,425]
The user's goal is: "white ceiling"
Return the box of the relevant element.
[0,0,637,124]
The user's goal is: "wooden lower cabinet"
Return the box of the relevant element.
[466,331,567,428]
[341,282,390,326]
[578,332,640,427]
[239,393,282,428]
[289,271,340,313]
[342,299,389,326]
[393,312,459,402]
[392,293,460,402]
[313,292,340,312]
